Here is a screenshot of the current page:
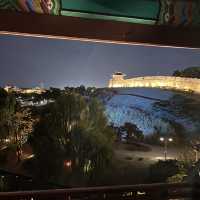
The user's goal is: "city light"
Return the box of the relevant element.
[159,137,173,161]
[159,137,173,143]
[64,160,72,168]
[160,137,164,142]
[4,139,10,143]
[168,138,173,142]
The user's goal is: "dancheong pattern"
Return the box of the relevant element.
[0,0,200,26]
[0,0,60,15]
[158,0,200,26]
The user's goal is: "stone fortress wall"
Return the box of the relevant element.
[108,73,200,93]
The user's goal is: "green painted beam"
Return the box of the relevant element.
[61,0,159,20]
[60,10,156,25]
[60,0,159,25]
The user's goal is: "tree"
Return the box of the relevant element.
[0,88,33,162]
[11,107,33,162]
[167,161,188,183]
[173,67,200,78]
[76,85,86,96]
[46,87,62,100]
[29,93,115,184]
[0,88,16,146]
[86,87,96,96]
[173,70,181,77]
[72,98,115,173]
[121,122,144,142]
[149,160,179,183]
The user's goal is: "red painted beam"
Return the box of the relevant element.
[0,10,200,48]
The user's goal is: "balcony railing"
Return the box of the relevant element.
[0,182,199,200]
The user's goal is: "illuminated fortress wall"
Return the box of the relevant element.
[108,73,200,93]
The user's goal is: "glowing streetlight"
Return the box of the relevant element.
[160,137,173,161]
[192,143,200,162]
[64,160,72,168]
[168,138,173,142]
[160,137,164,142]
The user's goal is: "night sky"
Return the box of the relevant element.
[0,35,200,88]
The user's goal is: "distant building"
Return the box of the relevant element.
[108,72,126,88]
[4,85,46,94]
[4,85,21,93]
[18,99,54,107]
[20,87,46,94]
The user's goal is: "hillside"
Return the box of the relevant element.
[98,88,200,137]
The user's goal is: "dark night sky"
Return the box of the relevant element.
[0,35,200,88]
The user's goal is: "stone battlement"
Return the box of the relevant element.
[108,74,200,93]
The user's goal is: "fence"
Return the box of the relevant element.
[0,182,199,200]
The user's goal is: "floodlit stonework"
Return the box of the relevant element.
[108,72,200,93]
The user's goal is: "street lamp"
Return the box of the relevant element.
[160,137,173,161]
[192,143,200,162]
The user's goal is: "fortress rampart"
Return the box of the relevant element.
[108,73,200,93]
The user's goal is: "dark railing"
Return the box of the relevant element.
[0,182,199,200]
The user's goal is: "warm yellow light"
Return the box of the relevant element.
[160,137,164,142]
[168,138,173,142]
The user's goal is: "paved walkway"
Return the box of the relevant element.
[114,143,182,165]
